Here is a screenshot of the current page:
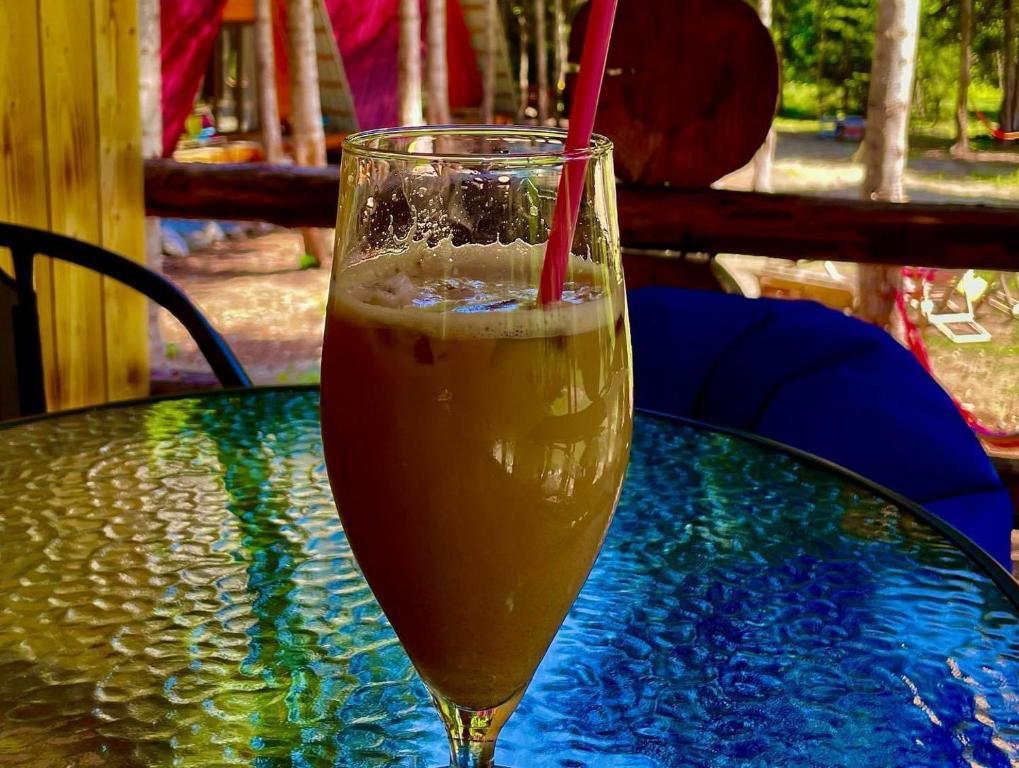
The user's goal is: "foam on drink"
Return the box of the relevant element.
[331,238,617,339]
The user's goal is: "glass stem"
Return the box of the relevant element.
[432,689,522,768]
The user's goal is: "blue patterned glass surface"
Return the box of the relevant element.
[0,388,1016,767]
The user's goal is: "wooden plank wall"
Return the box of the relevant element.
[0,0,147,410]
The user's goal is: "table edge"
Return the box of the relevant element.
[640,407,1019,609]
[3,385,1017,608]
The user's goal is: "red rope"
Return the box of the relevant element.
[896,268,1019,449]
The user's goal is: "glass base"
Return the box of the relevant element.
[430,687,524,768]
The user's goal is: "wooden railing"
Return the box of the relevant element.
[144,159,1019,279]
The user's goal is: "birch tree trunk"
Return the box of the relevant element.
[751,0,776,192]
[518,9,530,120]
[427,0,451,124]
[482,0,497,123]
[952,0,972,155]
[534,0,549,123]
[1002,0,1019,132]
[287,0,326,167]
[139,0,164,361]
[139,0,161,161]
[255,0,284,162]
[752,131,777,192]
[399,0,424,125]
[552,0,567,122]
[858,0,921,328]
[287,0,329,266]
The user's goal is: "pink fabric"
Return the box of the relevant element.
[323,0,401,129]
[445,0,483,111]
[161,0,228,157]
[159,0,482,151]
[322,0,482,129]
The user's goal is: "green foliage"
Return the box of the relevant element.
[913,0,1006,127]
[913,49,960,128]
[971,82,1003,116]
[776,0,875,114]
[781,82,821,119]
[773,0,1006,126]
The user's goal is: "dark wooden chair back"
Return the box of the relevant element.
[0,222,251,419]
[568,0,779,188]
[565,0,780,291]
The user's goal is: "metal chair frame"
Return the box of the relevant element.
[0,222,251,417]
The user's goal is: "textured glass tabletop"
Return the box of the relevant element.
[0,388,1017,768]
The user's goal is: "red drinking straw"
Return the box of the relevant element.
[537,0,619,305]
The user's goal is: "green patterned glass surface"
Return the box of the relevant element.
[0,388,1016,767]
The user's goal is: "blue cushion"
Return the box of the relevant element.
[629,286,1014,568]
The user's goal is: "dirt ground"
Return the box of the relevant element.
[156,130,1019,438]
[157,230,328,386]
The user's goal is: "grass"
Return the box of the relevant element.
[923,323,1019,359]
[773,116,820,134]
[916,166,1019,188]
[779,80,1019,160]
[907,304,1019,431]
[275,364,321,385]
[779,82,822,120]
[774,112,1019,185]
[777,113,1019,156]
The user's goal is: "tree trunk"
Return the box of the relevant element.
[1002,0,1019,132]
[952,0,972,154]
[518,10,530,120]
[287,0,326,167]
[427,0,451,124]
[482,0,497,123]
[858,0,921,328]
[255,0,284,162]
[1007,67,1019,131]
[752,0,776,192]
[816,0,826,112]
[534,0,549,123]
[139,0,161,162]
[139,0,164,364]
[552,0,567,122]
[287,0,329,266]
[752,131,776,192]
[399,0,424,125]
[862,0,920,203]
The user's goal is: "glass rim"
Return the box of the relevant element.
[341,125,613,165]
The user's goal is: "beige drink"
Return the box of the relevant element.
[320,241,632,710]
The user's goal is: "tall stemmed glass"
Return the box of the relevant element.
[320,126,632,767]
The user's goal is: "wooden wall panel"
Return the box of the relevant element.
[39,0,108,408]
[0,0,147,411]
[0,1,58,405]
[95,0,147,401]
[0,4,49,228]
